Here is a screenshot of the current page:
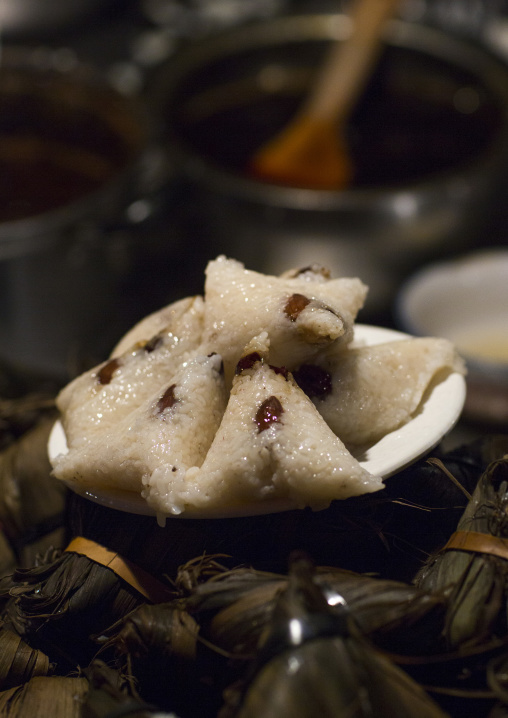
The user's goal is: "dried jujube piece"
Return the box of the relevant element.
[285,294,311,321]
[96,358,121,385]
[293,364,333,399]
[255,396,284,433]
[157,385,178,414]
[285,294,340,326]
[236,352,263,375]
[269,365,289,379]
[143,334,163,353]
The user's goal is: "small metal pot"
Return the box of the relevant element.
[0,0,118,40]
[149,14,508,320]
[0,47,163,380]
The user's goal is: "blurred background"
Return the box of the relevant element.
[0,0,507,430]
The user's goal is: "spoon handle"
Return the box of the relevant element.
[302,0,401,122]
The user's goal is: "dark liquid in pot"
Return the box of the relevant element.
[0,75,142,221]
[0,138,115,221]
[169,44,504,188]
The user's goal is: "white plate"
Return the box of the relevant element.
[48,325,466,519]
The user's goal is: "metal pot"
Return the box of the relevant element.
[0,47,163,380]
[149,14,508,321]
[0,0,118,40]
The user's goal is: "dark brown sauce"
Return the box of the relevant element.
[0,142,111,221]
[0,73,142,221]
[169,44,504,188]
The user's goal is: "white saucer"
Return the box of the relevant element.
[48,325,466,518]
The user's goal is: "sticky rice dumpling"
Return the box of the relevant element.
[201,256,368,384]
[50,256,465,518]
[57,296,205,450]
[143,334,382,516]
[296,337,466,446]
[52,352,226,495]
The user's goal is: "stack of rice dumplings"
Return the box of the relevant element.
[50,256,465,518]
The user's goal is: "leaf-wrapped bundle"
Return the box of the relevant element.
[220,553,448,718]
[416,456,508,649]
[0,418,66,567]
[0,620,52,690]
[0,547,148,669]
[0,675,87,718]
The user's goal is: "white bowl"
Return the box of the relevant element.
[396,249,508,424]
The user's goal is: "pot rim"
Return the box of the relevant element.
[150,14,508,211]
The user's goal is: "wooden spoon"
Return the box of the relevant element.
[249,0,401,190]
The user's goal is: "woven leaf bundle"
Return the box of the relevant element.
[102,554,449,717]
[81,660,158,718]
[219,553,448,718]
[185,563,445,658]
[415,455,508,650]
[103,601,219,717]
[487,651,508,717]
[0,546,149,670]
[0,391,56,453]
[0,620,52,691]
[0,534,16,592]
[107,602,199,662]
[0,416,67,568]
[0,675,87,718]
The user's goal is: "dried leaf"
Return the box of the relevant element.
[0,621,51,690]
[0,675,87,718]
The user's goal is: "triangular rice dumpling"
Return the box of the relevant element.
[296,337,466,446]
[49,256,465,519]
[144,339,382,516]
[52,352,227,495]
[111,295,201,357]
[202,256,368,384]
[57,296,205,450]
